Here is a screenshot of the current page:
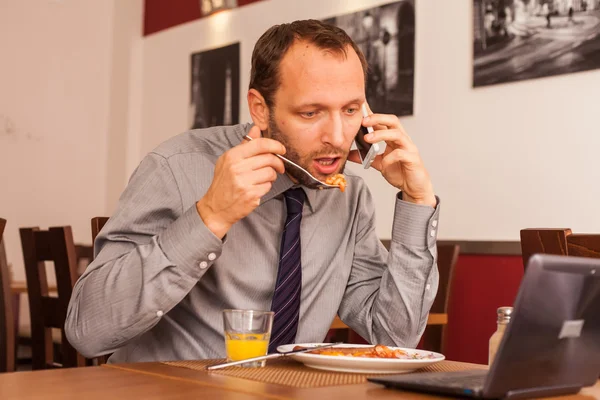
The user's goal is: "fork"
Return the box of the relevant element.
[242,135,339,190]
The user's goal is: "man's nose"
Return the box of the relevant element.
[321,113,344,148]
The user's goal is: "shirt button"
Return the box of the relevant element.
[432,220,438,228]
[426,284,431,291]
[430,230,436,237]
[199,261,209,269]
[208,253,217,261]
[156,310,164,317]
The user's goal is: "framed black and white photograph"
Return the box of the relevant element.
[473,0,600,87]
[324,0,416,116]
[190,42,240,129]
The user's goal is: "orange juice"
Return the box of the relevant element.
[225,332,269,363]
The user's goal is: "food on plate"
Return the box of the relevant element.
[324,174,347,192]
[292,344,435,360]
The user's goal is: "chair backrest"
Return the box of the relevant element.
[520,228,571,268]
[91,217,109,245]
[520,228,600,268]
[431,244,460,314]
[0,218,15,373]
[74,244,93,275]
[19,226,85,369]
[421,243,460,354]
[567,234,600,258]
[90,217,110,365]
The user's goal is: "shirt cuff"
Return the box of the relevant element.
[392,193,441,247]
[158,204,224,278]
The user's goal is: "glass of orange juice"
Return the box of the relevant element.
[222,309,274,367]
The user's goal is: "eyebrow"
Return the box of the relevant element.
[294,98,365,109]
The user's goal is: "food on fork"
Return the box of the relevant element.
[292,344,433,359]
[324,174,347,192]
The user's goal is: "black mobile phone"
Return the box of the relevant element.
[354,103,381,169]
[354,125,372,163]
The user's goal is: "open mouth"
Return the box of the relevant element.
[313,157,341,176]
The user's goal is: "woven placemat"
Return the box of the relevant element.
[163,358,487,389]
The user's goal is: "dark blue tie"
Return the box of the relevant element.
[268,188,305,353]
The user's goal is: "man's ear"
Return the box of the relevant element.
[247,89,269,131]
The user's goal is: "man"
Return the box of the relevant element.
[65,19,440,363]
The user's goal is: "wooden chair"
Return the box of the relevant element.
[420,243,459,353]
[74,244,93,275]
[0,219,15,373]
[91,217,109,245]
[519,228,571,268]
[19,226,86,369]
[90,217,110,364]
[15,245,91,366]
[520,228,600,268]
[567,234,600,258]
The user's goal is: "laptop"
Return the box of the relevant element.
[368,254,600,399]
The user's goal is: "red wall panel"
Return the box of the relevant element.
[444,254,524,364]
[144,0,265,36]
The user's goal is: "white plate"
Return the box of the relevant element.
[277,343,445,374]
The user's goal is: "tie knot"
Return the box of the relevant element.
[284,188,305,215]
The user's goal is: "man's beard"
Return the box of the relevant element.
[267,114,347,189]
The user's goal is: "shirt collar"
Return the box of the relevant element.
[260,173,319,212]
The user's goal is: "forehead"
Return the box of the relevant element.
[276,40,365,107]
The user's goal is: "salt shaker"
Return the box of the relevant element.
[488,306,513,366]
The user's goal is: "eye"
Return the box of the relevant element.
[345,107,359,115]
[300,111,316,118]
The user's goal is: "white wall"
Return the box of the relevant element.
[0,0,143,282]
[106,0,145,212]
[139,0,599,241]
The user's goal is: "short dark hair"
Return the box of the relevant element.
[249,19,368,108]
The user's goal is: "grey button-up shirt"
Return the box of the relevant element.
[65,123,440,363]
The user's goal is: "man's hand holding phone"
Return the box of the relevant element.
[349,104,436,208]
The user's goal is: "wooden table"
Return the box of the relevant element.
[0,361,598,399]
